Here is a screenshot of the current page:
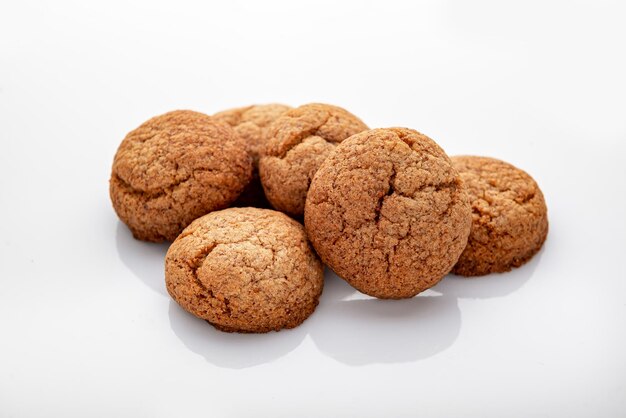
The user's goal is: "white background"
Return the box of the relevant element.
[1,1,625,417]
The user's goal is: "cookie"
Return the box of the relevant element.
[304,128,471,299]
[450,156,548,276]
[213,104,291,208]
[259,103,368,216]
[110,110,253,242]
[165,207,324,333]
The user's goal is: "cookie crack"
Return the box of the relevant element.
[184,243,237,317]
[187,231,284,303]
[385,239,402,274]
[270,113,332,159]
[374,166,396,225]
[515,190,536,205]
[113,166,224,201]
[113,173,185,200]
[390,129,450,164]
[398,180,458,198]
[324,168,460,250]
[187,244,217,291]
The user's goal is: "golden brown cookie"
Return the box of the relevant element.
[165,207,324,333]
[110,110,253,242]
[213,104,291,208]
[304,128,471,299]
[259,103,368,216]
[450,156,548,276]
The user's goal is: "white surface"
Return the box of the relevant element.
[1,1,625,417]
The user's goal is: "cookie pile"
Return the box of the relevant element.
[110,104,548,333]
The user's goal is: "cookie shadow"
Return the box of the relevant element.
[115,221,169,296]
[167,270,461,368]
[434,246,545,299]
[307,272,461,365]
[168,300,308,369]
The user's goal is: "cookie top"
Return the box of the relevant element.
[213,104,291,166]
[213,104,291,208]
[259,103,368,216]
[165,207,324,333]
[110,110,253,242]
[450,156,548,276]
[304,128,471,299]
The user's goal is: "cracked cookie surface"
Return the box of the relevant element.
[259,103,368,216]
[165,207,324,333]
[110,110,253,242]
[304,128,471,299]
[213,104,291,208]
[450,156,548,276]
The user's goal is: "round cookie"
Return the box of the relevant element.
[165,207,324,333]
[110,110,253,242]
[213,104,292,208]
[450,156,548,276]
[304,128,471,299]
[259,103,368,216]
